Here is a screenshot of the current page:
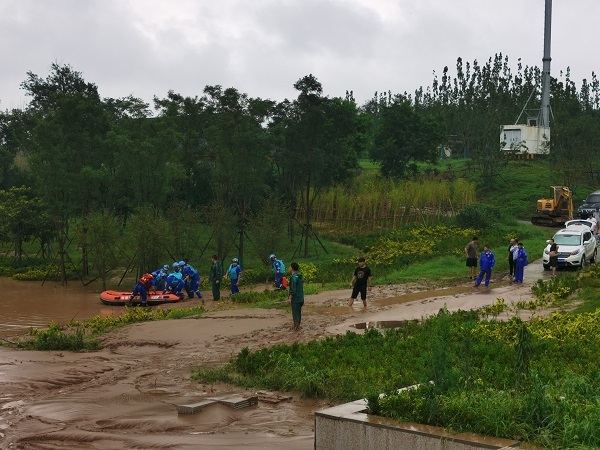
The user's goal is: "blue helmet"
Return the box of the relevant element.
[269,254,276,260]
[178,260,186,267]
[172,262,180,269]
[163,264,169,271]
[232,258,239,262]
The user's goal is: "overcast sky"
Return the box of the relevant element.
[1,0,599,111]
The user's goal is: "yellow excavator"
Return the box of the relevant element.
[531,186,574,226]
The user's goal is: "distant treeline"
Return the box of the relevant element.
[0,55,598,282]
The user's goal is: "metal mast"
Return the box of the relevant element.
[540,0,552,128]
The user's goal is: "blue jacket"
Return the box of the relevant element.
[273,259,284,275]
[183,265,200,280]
[152,268,168,283]
[166,271,183,288]
[479,251,496,271]
[516,248,528,267]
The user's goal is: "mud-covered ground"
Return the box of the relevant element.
[0,263,558,449]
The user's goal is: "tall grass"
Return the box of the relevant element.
[299,174,476,233]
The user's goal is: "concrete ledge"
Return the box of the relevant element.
[177,400,217,414]
[315,399,521,450]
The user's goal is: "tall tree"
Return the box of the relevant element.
[0,186,47,264]
[370,96,444,178]
[203,86,273,266]
[275,75,364,256]
[20,63,111,283]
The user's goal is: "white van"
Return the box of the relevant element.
[542,225,597,270]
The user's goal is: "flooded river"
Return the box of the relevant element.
[0,278,118,338]
[0,258,553,339]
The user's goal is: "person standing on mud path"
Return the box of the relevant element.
[270,254,285,289]
[514,242,528,284]
[508,238,517,279]
[288,262,304,332]
[226,258,242,295]
[474,245,495,288]
[548,238,559,277]
[464,236,479,280]
[209,255,222,301]
[348,257,372,307]
[511,239,520,282]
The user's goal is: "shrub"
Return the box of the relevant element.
[455,203,501,230]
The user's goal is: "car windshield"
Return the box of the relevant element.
[585,194,600,203]
[554,234,581,246]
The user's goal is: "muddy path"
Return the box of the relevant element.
[0,263,556,449]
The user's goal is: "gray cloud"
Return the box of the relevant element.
[1,0,599,111]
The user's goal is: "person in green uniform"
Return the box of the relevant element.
[209,254,222,301]
[287,262,304,332]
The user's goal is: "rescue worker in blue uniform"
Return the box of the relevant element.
[179,260,202,299]
[152,264,170,290]
[474,245,496,287]
[270,254,285,289]
[164,262,185,297]
[227,257,242,294]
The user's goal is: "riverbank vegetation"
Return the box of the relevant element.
[10,305,205,351]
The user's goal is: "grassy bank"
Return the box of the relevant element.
[10,305,205,351]
[193,270,600,449]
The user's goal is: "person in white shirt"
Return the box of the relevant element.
[511,239,520,282]
[589,215,598,237]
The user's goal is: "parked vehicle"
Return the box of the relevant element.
[542,225,597,270]
[531,186,573,227]
[577,189,600,218]
[564,219,595,229]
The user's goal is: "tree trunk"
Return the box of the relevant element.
[304,179,311,257]
[81,218,89,276]
[58,235,67,286]
[239,224,245,269]
[58,218,69,285]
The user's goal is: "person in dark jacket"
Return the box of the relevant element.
[474,245,496,287]
[209,255,222,301]
[507,239,517,278]
[287,262,304,332]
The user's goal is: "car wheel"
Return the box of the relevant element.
[543,264,550,271]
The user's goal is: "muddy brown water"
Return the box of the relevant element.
[0,278,120,338]
[0,257,553,339]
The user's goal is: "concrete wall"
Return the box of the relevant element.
[315,399,521,450]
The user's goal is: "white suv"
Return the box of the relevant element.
[543,225,597,270]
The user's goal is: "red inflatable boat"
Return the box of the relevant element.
[100,290,183,306]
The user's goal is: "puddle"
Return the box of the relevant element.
[352,320,418,330]
[374,283,512,308]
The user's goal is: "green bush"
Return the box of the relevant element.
[455,203,502,230]
[230,290,287,304]
[19,323,99,351]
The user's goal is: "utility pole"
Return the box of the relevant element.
[540,0,552,128]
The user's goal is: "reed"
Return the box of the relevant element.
[301,175,476,232]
